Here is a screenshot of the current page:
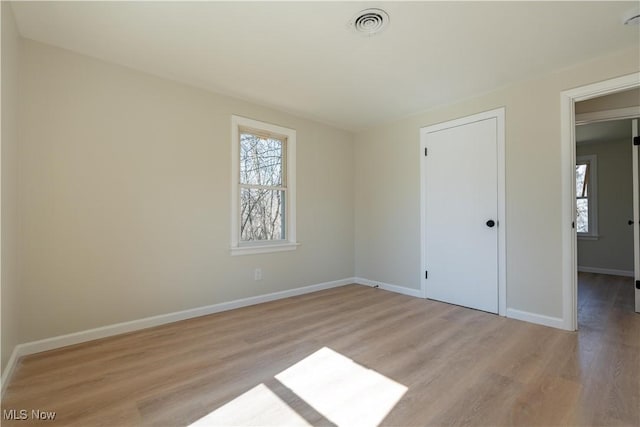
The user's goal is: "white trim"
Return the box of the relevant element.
[577,266,634,277]
[230,242,300,256]
[0,277,355,396]
[354,277,424,298]
[496,108,507,317]
[577,235,600,241]
[419,107,507,316]
[506,308,566,330]
[576,106,640,125]
[633,124,639,285]
[0,347,20,397]
[633,119,640,313]
[561,90,578,331]
[419,127,428,299]
[576,154,598,238]
[561,72,640,332]
[230,115,297,256]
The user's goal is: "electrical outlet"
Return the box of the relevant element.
[254,268,262,281]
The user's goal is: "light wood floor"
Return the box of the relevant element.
[2,274,639,426]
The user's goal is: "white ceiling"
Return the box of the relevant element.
[11,1,640,131]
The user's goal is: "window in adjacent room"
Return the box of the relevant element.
[231,116,297,255]
[576,155,598,238]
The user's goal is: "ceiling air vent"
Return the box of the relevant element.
[622,7,640,25]
[349,8,390,36]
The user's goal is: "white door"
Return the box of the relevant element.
[632,118,640,313]
[422,116,500,313]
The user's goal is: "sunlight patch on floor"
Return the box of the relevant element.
[188,383,312,427]
[275,347,408,426]
[188,347,407,426]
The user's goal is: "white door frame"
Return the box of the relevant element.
[633,119,639,313]
[560,72,640,331]
[419,107,507,316]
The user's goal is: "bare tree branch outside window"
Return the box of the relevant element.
[239,131,286,241]
[576,163,589,233]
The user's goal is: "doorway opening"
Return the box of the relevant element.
[575,112,638,328]
[561,73,640,331]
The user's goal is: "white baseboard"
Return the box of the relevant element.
[506,308,568,330]
[354,277,424,298]
[577,266,634,277]
[356,278,569,331]
[0,277,356,396]
[1,346,21,396]
[2,276,574,396]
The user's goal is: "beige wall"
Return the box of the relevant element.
[6,15,640,359]
[577,139,634,272]
[354,47,639,319]
[18,40,354,343]
[1,3,21,373]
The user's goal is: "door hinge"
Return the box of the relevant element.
[424,147,428,156]
[636,280,640,290]
[425,270,428,279]
[634,136,640,146]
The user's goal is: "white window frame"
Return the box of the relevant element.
[230,115,297,256]
[576,154,598,240]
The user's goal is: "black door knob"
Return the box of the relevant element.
[629,220,635,225]
[486,220,496,228]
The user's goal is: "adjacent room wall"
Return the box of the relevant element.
[354,46,639,320]
[1,3,21,374]
[18,40,355,343]
[575,88,640,114]
[577,139,634,274]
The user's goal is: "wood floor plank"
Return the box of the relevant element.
[2,276,639,426]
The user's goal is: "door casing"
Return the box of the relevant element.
[632,119,639,314]
[419,107,507,316]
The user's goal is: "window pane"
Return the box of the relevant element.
[576,164,588,197]
[240,133,283,186]
[577,198,589,233]
[240,188,285,241]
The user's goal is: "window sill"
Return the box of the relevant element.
[230,242,300,256]
[578,234,599,241]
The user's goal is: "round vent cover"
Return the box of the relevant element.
[349,8,389,36]
[622,8,640,25]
